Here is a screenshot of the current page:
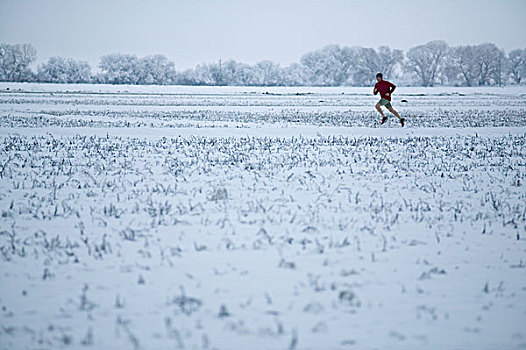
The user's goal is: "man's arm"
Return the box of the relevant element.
[373,84,378,95]
[389,82,396,94]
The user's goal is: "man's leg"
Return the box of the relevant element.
[387,106,405,127]
[375,102,386,117]
[387,106,402,120]
[376,103,388,124]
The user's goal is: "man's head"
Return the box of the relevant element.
[376,73,383,82]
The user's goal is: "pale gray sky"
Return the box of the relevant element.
[1,0,525,70]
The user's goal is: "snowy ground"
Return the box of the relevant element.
[0,83,525,350]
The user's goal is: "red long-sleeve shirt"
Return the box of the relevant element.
[374,80,396,101]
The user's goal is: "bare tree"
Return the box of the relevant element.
[405,40,449,86]
[508,48,526,84]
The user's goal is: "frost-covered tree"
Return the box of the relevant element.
[177,68,200,85]
[37,57,92,83]
[252,60,282,86]
[182,63,215,85]
[447,45,479,86]
[490,49,507,87]
[300,45,354,86]
[184,60,216,85]
[445,43,507,86]
[8,39,518,86]
[233,62,258,86]
[377,46,404,80]
[507,48,526,85]
[99,53,177,85]
[178,60,282,86]
[405,40,449,86]
[351,47,379,86]
[281,63,308,86]
[136,55,176,85]
[474,43,505,86]
[352,46,403,85]
[219,60,256,85]
[179,61,224,85]
[0,43,37,82]
[98,54,141,84]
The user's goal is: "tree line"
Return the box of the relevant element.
[1,41,525,86]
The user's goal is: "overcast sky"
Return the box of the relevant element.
[1,0,525,70]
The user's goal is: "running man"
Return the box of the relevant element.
[373,73,405,127]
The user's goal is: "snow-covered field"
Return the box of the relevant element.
[0,83,525,350]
